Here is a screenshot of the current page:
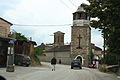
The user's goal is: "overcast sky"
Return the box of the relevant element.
[0,0,103,49]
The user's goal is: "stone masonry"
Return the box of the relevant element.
[71,6,91,66]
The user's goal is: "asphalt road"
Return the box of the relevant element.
[0,62,119,80]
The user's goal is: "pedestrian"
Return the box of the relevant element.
[59,59,61,64]
[96,60,99,68]
[51,57,57,71]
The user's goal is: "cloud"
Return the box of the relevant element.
[0,0,21,15]
[91,28,103,49]
[2,0,103,48]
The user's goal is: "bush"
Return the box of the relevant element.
[107,65,119,73]
[101,53,117,65]
[99,64,108,72]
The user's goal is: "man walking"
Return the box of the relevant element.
[51,57,57,71]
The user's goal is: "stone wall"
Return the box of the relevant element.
[71,26,91,66]
[39,51,72,65]
[0,19,11,37]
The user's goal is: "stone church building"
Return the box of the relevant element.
[39,6,102,66]
[71,6,91,66]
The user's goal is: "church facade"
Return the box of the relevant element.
[39,6,95,66]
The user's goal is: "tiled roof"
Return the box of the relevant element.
[0,17,13,25]
[46,45,70,52]
[91,43,102,51]
[15,39,37,45]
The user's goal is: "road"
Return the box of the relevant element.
[0,62,119,80]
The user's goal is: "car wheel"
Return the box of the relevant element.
[18,62,21,66]
[25,64,29,67]
[79,67,82,69]
[71,66,73,69]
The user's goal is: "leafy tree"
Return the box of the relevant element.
[31,48,44,65]
[101,53,118,65]
[81,0,120,61]
[34,48,43,56]
[15,32,27,40]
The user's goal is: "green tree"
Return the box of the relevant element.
[15,32,27,40]
[34,48,43,56]
[81,0,120,58]
[31,48,44,65]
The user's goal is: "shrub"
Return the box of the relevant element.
[101,53,117,65]
[99,64,108,72]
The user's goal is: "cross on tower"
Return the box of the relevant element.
[76,34,82,49]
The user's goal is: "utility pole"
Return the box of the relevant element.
[103,26,106,64]
[6,29,16,72]
[6,40,15,72]
[50,34,55,57]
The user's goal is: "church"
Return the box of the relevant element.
[39,6,102,66]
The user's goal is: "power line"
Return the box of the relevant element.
[69,0,78,8]
[59,0,74,11]
[13,23,72,27]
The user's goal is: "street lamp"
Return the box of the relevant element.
[50,34,55,57]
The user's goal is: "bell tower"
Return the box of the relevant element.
[54,31,65,47]
[71,6,91,66]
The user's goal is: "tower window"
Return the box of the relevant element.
[73,14,76,20]
[78,13,81,19]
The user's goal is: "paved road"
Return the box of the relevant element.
[0,62,119,80]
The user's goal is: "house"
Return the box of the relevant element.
[14,39,37,56]
[91,43,102,60]
[0,17,13,37]
[0,17,37,67]
[0,17,13,67]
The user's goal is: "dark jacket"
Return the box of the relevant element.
[51,57,57,65]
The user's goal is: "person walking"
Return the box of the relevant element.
[51,57,57,71]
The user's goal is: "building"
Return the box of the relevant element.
[39,31,71,64]
[0,17,13,37]
[71,6,91,66]
[0,17,37,67]
[54,31,65,46]
[14,39,37,56]
[0,17,13,67]
[91,43,102,60]
[39,6,102,66]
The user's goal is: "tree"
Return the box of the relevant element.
[31,48,44,65]
[81,0,120,58]
[15,32,27,40]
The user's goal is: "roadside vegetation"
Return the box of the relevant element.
[82,0,120,74]
[31,48,44,66]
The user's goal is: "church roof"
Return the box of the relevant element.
[91,43,102,51]
[76,6,85,12]
[45,45,70,52]
[54,31,65,34]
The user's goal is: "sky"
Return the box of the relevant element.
[0,0,103,49]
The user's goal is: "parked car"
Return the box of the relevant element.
[14,54,31,67]
[71,59,82,69]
